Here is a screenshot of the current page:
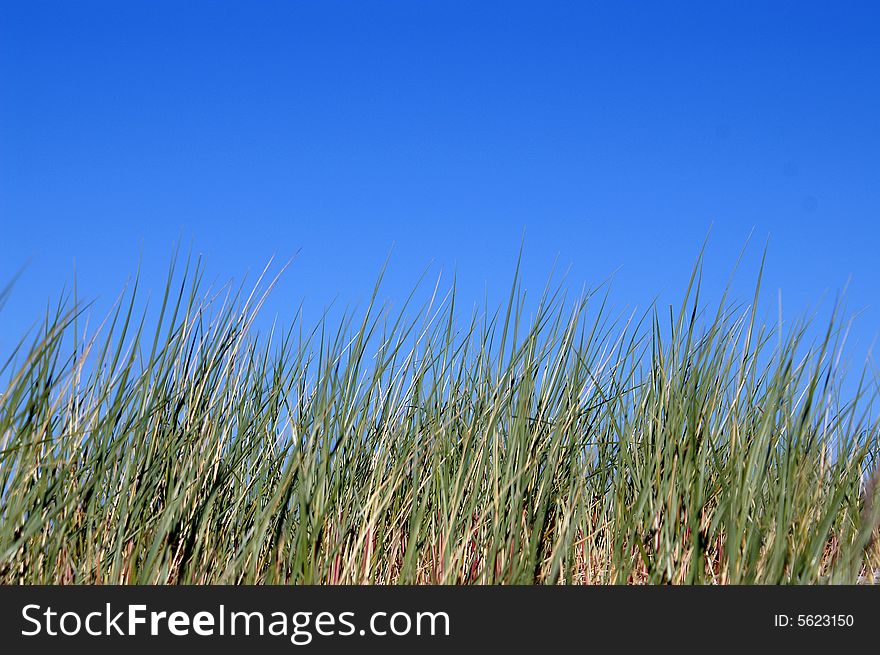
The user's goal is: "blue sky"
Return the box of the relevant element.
[1,1,878,370]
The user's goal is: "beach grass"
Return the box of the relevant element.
[1,252,878,584]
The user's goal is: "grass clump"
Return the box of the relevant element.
[0,252,878,584]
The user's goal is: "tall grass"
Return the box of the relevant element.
[1,252,878,584]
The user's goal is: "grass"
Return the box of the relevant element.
[1,250,878,584]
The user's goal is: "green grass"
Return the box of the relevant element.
[1,251,878,584]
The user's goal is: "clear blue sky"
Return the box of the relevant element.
[1,1,878,369]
